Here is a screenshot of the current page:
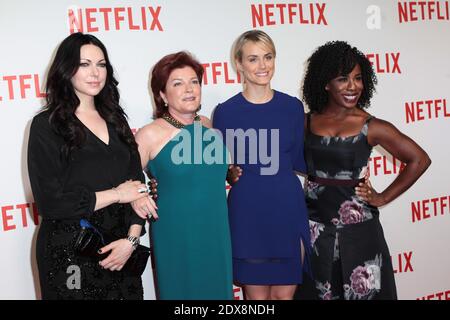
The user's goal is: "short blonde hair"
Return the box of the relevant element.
[233,30,276,62]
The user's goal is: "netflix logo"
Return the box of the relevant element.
[250,3,328,27]
[398,1,450,23]
[368,155,405,177]
[417,290,450,300]
[1,202,39,232]
[233,286,243,300]
[201,62,241,85]
[405,98,449,123]
[411,195,449,223]
[0,73,45,102]
[68,5,163,33]
[365,53,401,74]
[392,251,414,274]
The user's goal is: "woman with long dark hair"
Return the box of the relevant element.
[27,32,156,299]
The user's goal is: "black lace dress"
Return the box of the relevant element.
[303,114,397,300]
[28,111,145,300]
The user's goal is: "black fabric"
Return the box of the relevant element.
[28,110,145,300]
[301,113,397,300]
[74,220,150,276]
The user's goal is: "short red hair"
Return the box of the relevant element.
[150,51,204,118]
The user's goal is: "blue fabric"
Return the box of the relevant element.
[213,90,311,284]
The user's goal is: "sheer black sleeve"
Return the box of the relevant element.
[27,113,96,220]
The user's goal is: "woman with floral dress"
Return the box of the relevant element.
[301,41,431,300]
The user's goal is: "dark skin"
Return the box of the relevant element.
[309,64,431,207]
[356,117,431,206]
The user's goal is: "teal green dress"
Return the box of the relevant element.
[148,122,233,300]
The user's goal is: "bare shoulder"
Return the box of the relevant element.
[199,115,212,128]
[367,117,404,145]
[369,117,398,132]
[135,119,168,143]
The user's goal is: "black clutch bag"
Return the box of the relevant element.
[74,219,150,276]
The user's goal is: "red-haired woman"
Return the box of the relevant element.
[131,51,233,300]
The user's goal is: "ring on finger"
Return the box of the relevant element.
[138,187,148,193]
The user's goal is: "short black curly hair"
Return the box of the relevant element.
[302,41,377,113]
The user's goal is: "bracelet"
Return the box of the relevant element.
[112,187,121,203]
[126,235,140,250]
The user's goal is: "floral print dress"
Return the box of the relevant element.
[304,114,397,300]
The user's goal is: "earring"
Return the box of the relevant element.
[164,102,168,107]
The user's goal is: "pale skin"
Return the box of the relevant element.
[312,64,431,207]
[234,40,304,300]
[72,44,154,271]
[131,66,211,218]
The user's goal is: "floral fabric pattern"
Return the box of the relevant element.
[303,114,397,300]
[344,254,382,300]
[309,220,325,254]
[316,281,339,300]
[304,179,325,200]
[333,197,373,228]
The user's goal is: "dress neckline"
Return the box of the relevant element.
[239,90,277,106]
[307,113,373,139]
[75,116,110,147]
[150,122,209,162]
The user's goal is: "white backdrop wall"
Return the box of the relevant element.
[0,0,448,300]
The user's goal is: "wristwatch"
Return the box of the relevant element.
[126,235,140,250]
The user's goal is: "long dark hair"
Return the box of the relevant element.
[44,32,137,157]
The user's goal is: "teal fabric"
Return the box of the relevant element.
[148,122,233,299]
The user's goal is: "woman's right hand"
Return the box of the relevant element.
[131,196,159,220]
[226,165,243,185]
[115,180,149,203]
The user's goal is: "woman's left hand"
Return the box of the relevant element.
[355,180,386,207]
[98,239,134,271]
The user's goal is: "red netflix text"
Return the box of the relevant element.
[391,251,414,274]
[201,62,241,85]
[233,286,243,300]
[251,3,328,27]
[405,98,449,123]
[0,74,45,102]
[365,53,401,74]
[368,155,405,177]
[68,6,163,33]
[1,202,39,232]
[411,195,449,223]
[417,290,450,300]
[398,1,450,23]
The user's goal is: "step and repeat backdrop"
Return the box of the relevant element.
[0,0,448,300]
